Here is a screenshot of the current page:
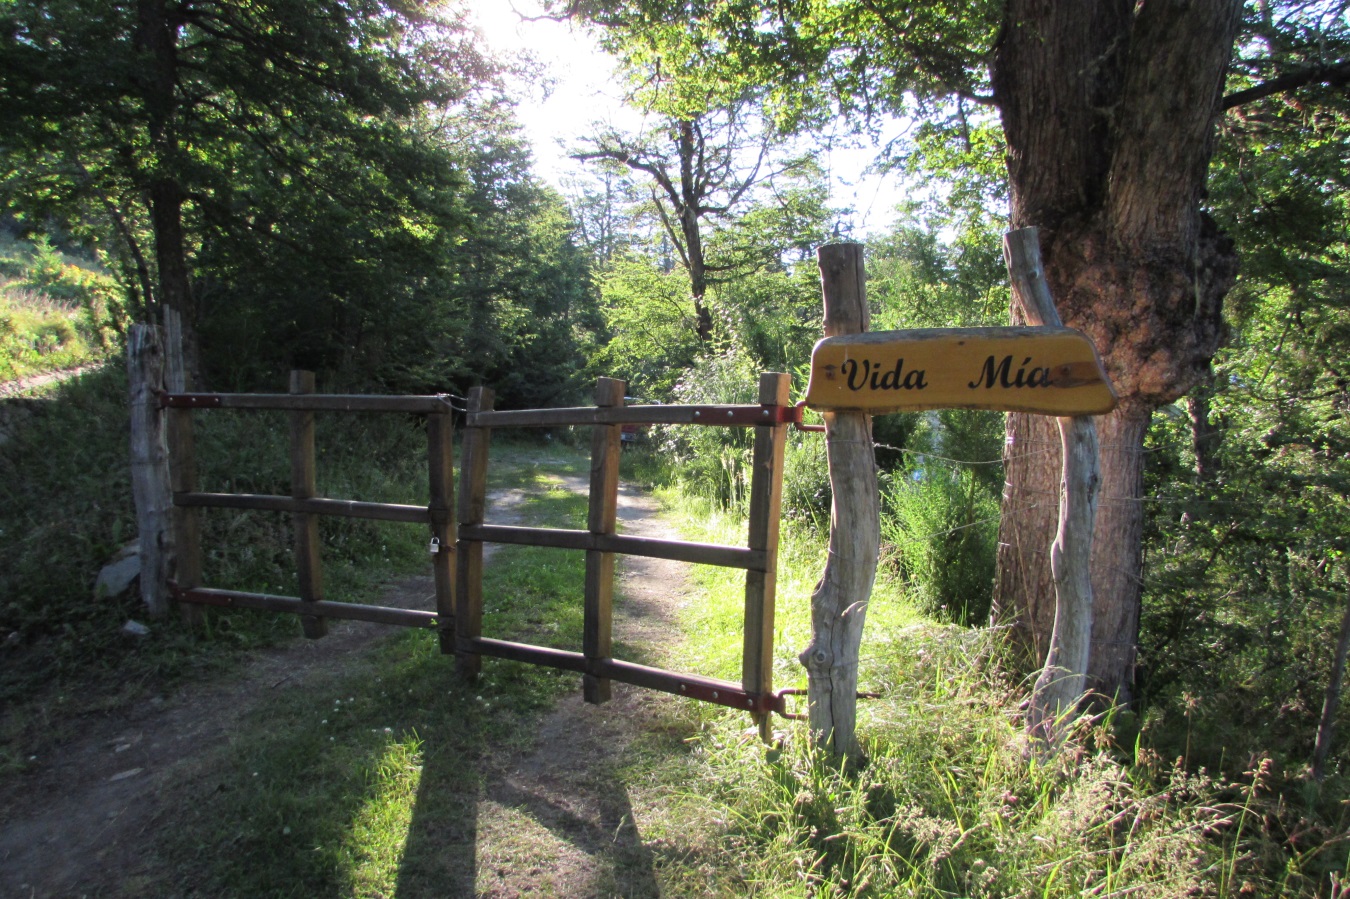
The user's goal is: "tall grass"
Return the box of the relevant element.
[882,465,998,625]
[638,489,1350,898]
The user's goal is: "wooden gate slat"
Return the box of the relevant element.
[458,524,764,569]
[744,372,791,740]
[583,377,625,704]
[290,371,327,638]
[177,587,438,628]
[454,386,494,679]
[428,408,456,655]
[164,309,203,630]
[174,492,431,522]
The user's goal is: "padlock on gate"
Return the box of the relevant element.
[429,537,440,554]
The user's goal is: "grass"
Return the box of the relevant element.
[157,627,578,896]
[611,480,1350,898]
[0,235,125,381]
[143,444,648,896]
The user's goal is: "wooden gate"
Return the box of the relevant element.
[147,360,797,735]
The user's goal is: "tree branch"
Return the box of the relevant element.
[572,147,680,205]
[1223,59,1350,109]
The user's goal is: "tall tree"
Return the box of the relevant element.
[568,0,1350,703]
[0,0,490,380]
[573,100,795,343]
[562,168,647,267]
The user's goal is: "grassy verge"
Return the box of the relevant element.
[624,487,1350,898]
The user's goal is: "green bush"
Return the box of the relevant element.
[660,350,760,511]
[882,465,998,625]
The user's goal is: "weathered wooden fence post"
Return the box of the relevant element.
[127,324,173,618]
[1004,228,1101,747]
[801,243,880,761]
[163,307,204,629]
[427,402,457,656]
[744,371,791,741]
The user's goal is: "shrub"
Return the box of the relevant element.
[882,465,998,625]
[660,350,761,511]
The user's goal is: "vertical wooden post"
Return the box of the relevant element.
[455,386,493,678]
[127,324,173,618]
[427,404,457,655]
[290,370,327,638]
[163,307,203,630]
[1004,228,1100,748]
[744,372,791,741]
[801,243,880,762]
[584,377,625,704]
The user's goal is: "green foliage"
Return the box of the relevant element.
[577,0,1001,131]
[576,122,832,400]
[594,253,703,398]
[648,346,827,524]
[660,349,760,510]
[1134,0,1350,784]
[882,465,998,625]
[710,258,823,376]
[781,409,831,527]
[868,207,1008,332]
[1,1,604,404]
[197,98,603,405]
[0,235,126,380]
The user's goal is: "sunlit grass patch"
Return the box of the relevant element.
[654,486,922,693]
[338,732,425,894]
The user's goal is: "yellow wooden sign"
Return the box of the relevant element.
[804,326,1117,416]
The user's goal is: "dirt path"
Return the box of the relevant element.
[0,362,103,400]
[0,479,694,898]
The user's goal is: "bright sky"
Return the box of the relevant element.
[462,0,906,237]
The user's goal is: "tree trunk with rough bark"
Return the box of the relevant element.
[136,0,200,383]
[127,324,173,618]
[990,0,1242,703]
